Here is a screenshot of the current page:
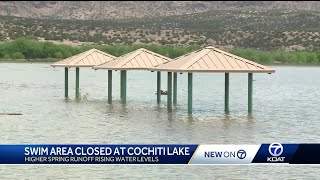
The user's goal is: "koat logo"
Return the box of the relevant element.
[267,143,285,162]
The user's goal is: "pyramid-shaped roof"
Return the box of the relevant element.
[51,49,116,67]
[150,46,275,73]
[93,48,172,70]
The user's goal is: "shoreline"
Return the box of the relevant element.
[1,60,320,67]
[0,59,58,63]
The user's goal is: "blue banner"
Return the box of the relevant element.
[252,143,299,163]
[0,145,197,164]
[0,144,320,164]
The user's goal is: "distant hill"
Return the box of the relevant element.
[0,1,320,20]
[0,1,320,51]
[1,10,320,51]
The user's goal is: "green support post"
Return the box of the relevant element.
[120,70,127,104]
[173,72,177,106]
[123,70,127,103]
[167,72,172,112]
[108,70,112,104]
[157,71,161,104]
[120,71,123,99]
[64,67,68,98]
[75,67,80,99]
[120,71,123,100]
[188,73,193,114]
[225,73,229,113]
[248,73,253,113]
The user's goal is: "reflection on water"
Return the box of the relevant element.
[1,63,320,179]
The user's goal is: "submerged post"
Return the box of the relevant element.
[248,73,253,113]
[75,67,80,99]
[173,72,177,106]
[120,71,123,100]
[108,70,112,104]
[167,72,172,112]
[188,73,193,114]
[120,70,127,104]
[64,67,68,98]
[225,73,229,113]
[157,71,161,104]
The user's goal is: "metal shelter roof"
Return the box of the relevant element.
[51,49,116,67]
[150,46,275,73]
[93,48,172,70]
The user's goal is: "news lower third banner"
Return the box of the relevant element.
[0,144,319,164]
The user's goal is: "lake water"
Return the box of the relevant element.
[0,63,320,179]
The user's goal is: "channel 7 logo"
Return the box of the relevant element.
[267,143,285,162]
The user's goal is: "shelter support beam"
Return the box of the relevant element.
[225,73,229,113]
[248,73,253,113]
[65,67,68,98]
[108,70,112,104]
[75,68,80,99]
[157,71,161,104]
[167,72,172,112]
[173,72,177,106]
[188,73,193,114]
[120,70,127,104]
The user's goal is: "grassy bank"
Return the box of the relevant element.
[0,58,58,63]
[1,39,320,65]
[230,49,320,65]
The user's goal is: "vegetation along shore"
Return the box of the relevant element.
[1,39,320,65]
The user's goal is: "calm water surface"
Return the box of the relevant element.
[0,63,320,179]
